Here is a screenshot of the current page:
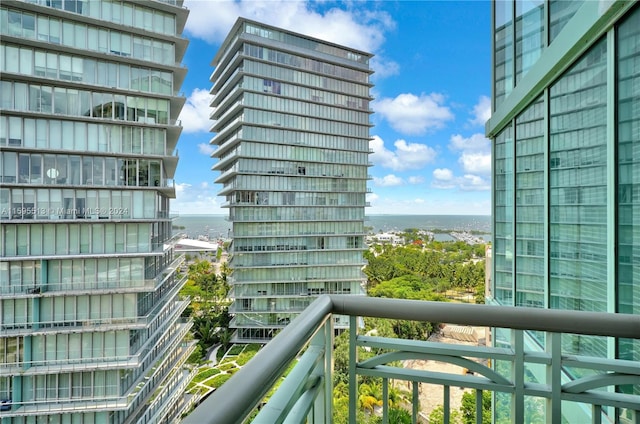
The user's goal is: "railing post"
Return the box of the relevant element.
[476,389,483,424]
[349,315,358,424]
[322,317,334,423]
[547,332,562,423]
[444,385,450,424]
[412,382,419,423]
[382,378,388,424]
[512,330,524,424]
[592,405,602,424]
[307,324,326,424]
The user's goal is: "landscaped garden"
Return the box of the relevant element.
[185,343,262,397]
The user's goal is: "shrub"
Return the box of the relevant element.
[192,368,220,384]
[217,362,237,372]
[209,374,232,388]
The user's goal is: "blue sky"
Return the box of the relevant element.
[173,0,492,215]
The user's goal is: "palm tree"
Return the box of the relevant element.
[358,381,382,413]
[220,261,232,283]
[217,328,233,354]
[193,316,217,347]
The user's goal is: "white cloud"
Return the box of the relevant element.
[449,133,492,176]
[374,93,454,135]
[431,168,490,192]
[431,134,491,191]
[185,0,394,54]
[171,182,224,215]
[371,56,400,79]
[469,95,492,127]
[459,174,491,191]
[459,152,491,175]
[174,182,190,197]
[373,174,404,187]
[432,168,456,189]
[407,176,425,184]
[433,168,453,181]
[179,88,211,134]
[198,143,216,156]
[370,135,437,171]
[449,133,490,153]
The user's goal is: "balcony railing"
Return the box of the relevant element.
[183,295,640,424]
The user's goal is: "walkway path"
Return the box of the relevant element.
[207,344,221,364]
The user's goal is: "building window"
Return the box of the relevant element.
[263,79,281,94]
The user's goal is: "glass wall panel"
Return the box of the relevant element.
[494,123,514,305]
[494,1,513,107]
[549,37,607,357]
[243,44,368,83]
[515,1,544,83]
[0,7,176,65]
[549,0,584,42]
[515,98,546,314]
[616,5,640,385]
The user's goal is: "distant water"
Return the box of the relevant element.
[173,214,491,240]
[173,215,231,239]
[367,215,490,234]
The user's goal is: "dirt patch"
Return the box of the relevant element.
[396,326,488,420]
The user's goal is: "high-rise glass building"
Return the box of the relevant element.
[0,1,193,422]
[210,18,372,342]
[487,1,639,421]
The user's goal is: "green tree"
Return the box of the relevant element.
[364,251,396,287]
[192,315,217,348]
[429,405,462,424]
[217,328,233,353]
[187,259,230,313]
[220,261,231,284]
[460,390,491,424]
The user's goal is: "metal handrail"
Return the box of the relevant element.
[329,295,640,338]
[183,295,640,424]
[183,295,333,424]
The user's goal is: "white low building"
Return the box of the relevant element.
[174,238,219,259]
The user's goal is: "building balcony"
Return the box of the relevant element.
[228,303,310,314]
[127,325,197,424]
[0,320,194,417]
[0,353,141,375]
[136,356,198,424]
[183,295,640,424]
[1,294,189,337]
[211,98,244,128]
[0,255,184,297]
[210,67,244,108]
[210,49,243,91]
[211,132,241,155]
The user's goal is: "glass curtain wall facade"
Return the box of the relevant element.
[0,1,193,423]
[210,18,372,342]
[488,1,639,422]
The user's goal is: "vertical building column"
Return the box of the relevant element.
[40,259,47,292]
[605,27,617,359]
[11,376,21,408]
[22,337,31,371]
[543,89,550,309]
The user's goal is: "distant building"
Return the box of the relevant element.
[174,238,219,260]
[367,232,404,246]
[210,18,373,342]
[487,1,639,421]
[0,1,193,422]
